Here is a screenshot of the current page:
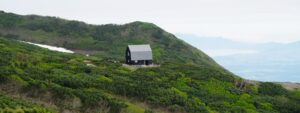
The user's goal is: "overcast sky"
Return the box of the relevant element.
[1,0,299,43]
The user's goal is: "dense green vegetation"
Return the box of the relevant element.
[0,93,52,113]
[1,36,300,113]
[0,11,300,113]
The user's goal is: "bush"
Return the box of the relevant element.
[258,82,288,96]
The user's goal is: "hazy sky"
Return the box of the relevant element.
[1,0,299,43]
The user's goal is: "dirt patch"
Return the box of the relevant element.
[279,82,300,90]
[73,49,100,55]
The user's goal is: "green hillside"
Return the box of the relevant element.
[0,11,300,113]
[0,11,217,68]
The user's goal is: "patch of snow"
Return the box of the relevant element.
[21,41,74,53]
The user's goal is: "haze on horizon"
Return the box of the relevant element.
[1,0,300,43]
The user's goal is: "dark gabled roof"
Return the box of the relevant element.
[128,44,152,60]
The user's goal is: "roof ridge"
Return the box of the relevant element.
[128,44,152,52]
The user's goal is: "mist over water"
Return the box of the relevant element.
[215,59,300,82]
[177,34,300,83]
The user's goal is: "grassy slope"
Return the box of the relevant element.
[0,37,231,113]
[0,37,135,113]
[0,11,300,113]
